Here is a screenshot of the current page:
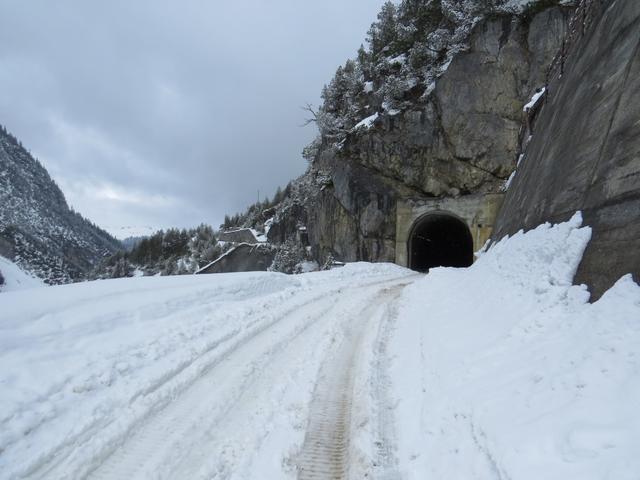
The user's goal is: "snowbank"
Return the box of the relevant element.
[391,213,640,479]
[0,256,44,292]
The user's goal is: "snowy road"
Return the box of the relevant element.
[297,283,407,479]
[1,264,417,480]
[89,278,413,480]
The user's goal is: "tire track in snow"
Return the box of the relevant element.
[369,285,404,479]
[296,334,356,479]
[167,279,414,480]
[87,294,340,480]
[28,285,341,480]
[23,275,413,480]
[297,283,408,480]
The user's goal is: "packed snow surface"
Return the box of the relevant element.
[1,213,638,479]
[0,256,44,292]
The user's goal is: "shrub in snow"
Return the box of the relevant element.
[270,239,307,274]
[110,257,133,279]
[0,268,4,286]
[295,260,319,274]
[321,253,336,270]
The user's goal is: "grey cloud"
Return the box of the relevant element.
[0,0,385,236]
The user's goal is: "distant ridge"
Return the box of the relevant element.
[0,124,122,284]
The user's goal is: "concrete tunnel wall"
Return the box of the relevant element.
[395,193,504,268]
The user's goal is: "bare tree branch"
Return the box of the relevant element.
[300,103,318,126]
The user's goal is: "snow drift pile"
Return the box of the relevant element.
[392,213,640,479]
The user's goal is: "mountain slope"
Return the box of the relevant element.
[0,125,122,284]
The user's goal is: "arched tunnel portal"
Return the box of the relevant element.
[408,213,474,272]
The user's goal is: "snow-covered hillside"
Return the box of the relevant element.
[0,213,638,479]
[0,256,44,292]
[0,126,121,284]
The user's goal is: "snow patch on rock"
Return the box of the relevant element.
[354,112,379,130]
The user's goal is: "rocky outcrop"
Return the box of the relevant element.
[305,159,399,262]
[492,0,640,299]
[196,243,275,274]
[344,8,570,196]
[267,202,307,245]
[297,2,573,264]
[218,228,259,244]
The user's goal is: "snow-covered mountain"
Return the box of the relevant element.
[0,125,122,284]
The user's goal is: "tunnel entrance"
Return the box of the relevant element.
[408,213,474,272]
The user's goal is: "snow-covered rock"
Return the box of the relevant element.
[523,87,546,112]
[353,112,379,130]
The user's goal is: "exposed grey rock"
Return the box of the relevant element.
[196,243,275,274]
[267,202,307,245]
[492,0,640,299]
[218,228,259,244]
[301,4,571,264]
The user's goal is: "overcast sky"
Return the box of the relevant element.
[0,0,385,237]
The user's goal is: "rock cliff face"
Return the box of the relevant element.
[0,126,121,283]
[492,0,640,299]
[280,1,574,265]
[196,243,275,275]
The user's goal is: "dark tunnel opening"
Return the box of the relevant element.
[408,213,474,272]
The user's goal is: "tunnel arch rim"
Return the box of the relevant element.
[407,210,474,270]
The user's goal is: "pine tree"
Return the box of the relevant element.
[367,1,399,56]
